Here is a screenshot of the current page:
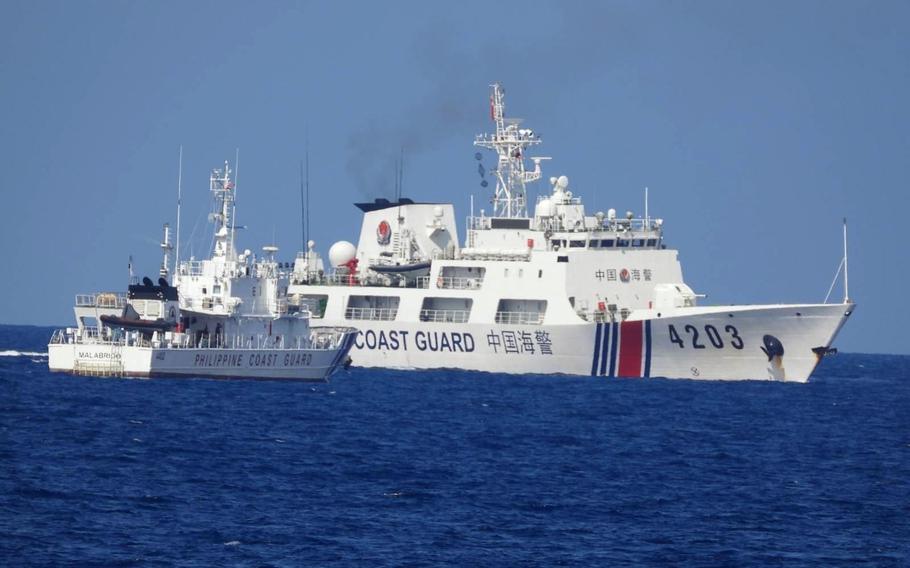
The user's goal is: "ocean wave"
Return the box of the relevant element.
[0,350,48,357]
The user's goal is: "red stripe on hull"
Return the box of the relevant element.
[618,321,643,377]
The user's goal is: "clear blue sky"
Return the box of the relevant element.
[1,1,907,354]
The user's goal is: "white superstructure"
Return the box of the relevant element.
[285,83,854,382]
[49,162,357,381]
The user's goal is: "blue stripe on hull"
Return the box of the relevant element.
[644,320,652,378]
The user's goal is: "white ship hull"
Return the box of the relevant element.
[49,160,362,383]
[48,334,357,381]
[326,303,852,382]
[290,84,854,382]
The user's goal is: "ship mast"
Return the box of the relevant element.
[474,83,544,218]
[210,161,236,259]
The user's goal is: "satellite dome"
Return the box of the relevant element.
[328,241,357,267]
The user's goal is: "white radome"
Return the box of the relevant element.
[535,198,554,218]
[328,241,357,267]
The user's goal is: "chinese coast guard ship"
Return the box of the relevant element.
[288,83,854,382]
[48,163,357,380]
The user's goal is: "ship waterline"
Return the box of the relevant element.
[48,332,356,381]
[294,303,849,382]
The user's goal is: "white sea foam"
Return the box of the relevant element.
[0,350,47,358]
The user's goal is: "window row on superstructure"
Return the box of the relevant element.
[293,293,549,325]
[553,238,661,249]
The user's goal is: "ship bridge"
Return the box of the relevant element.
[465,174,663,255]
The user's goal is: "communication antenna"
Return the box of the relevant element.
[396,146,405,224]
[644,187,649,227]
[300,160,309,250]
[306,140,310,250]
[843,217,850,303]
[823,218,851,304]
[398,146,404,200]
[174,146,183,280]
[229,148,240,259]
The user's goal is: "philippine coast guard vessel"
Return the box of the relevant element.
[48,162,357,380]
[286,83,854,382]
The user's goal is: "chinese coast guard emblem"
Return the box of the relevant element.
[376,220,392,245]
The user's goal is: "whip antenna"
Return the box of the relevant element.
[174,146,183,281]
[300,160,306,250]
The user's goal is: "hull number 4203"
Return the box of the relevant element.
[668,324,744,350]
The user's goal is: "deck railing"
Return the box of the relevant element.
[415,276,484,290]
[418,309,470,323]
[344,307,398,321]
[75,293,128,309]
[50,326,354,351]
[177,261,207,276]
[494,311,545,325]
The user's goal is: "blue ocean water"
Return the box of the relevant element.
[1,325,907,567]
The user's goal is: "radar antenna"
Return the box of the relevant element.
[474,83,545,218]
